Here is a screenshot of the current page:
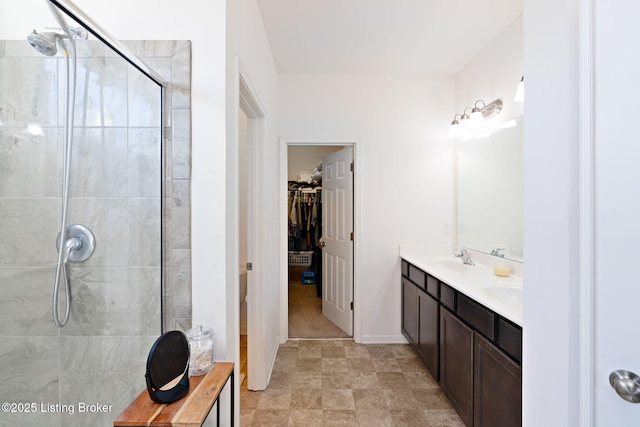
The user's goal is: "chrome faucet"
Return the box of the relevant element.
[491,248,506,258]
[455,248,475,266]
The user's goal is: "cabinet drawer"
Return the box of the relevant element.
[440,283,456,311]
[497,318,522,363]
[408,264,426,289]
[401,260,409,277]
[426,274,439,299]
[457,294,495,341]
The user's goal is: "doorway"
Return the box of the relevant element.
[236,66,267,393]
[284,143,356,339]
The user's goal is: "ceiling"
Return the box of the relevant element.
[256,0,523,75]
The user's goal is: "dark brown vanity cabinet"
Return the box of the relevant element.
[401,259,522,427]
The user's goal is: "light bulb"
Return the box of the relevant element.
[448,122,461,138]
[26,122,44,136]
[470,109,484,126]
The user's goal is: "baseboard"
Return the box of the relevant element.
[265,334,280,385]
[360,334,409,344]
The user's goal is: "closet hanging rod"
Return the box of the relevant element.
[288,189,321,194]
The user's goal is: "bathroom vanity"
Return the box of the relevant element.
[400,246,522,427]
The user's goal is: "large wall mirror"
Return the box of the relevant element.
[456,116,523,262]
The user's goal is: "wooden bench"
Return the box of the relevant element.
[113,362,234,427]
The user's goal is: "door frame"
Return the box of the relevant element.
[231,58,269,394]
[578,0,594,424]
[278,138,363,343]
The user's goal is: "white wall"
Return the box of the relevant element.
[279,74,455,342]
[523,0,581,424]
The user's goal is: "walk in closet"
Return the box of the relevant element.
[287,145,349,338]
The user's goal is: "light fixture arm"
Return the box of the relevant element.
[472,100,486,111]
[460,107,472,121]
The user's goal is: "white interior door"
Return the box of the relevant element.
[593,0,640,423]
[322,147,354,336]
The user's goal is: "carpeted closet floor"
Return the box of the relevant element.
[288,266,350,339]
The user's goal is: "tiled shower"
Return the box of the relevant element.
[0,33,192,427]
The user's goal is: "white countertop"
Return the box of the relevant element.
[399,244,523,327]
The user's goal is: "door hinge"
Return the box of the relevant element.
[246,262,253,271]
[350,162,354,172]
[350,232,354,241]
[350,301,354,311]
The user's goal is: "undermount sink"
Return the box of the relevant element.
[482,286,523,304]
[427,260,470,272]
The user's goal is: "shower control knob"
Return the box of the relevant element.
[56,224,96,263]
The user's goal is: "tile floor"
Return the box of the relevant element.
[240,339,464,426]
[288,266,350,338]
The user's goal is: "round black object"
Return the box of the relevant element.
[145,330,190,404]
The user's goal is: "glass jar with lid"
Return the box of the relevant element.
[185,325,214,376]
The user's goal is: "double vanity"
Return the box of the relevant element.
[400,245,522,427]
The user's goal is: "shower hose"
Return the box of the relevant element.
[51,5,78,328]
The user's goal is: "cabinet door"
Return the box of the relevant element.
[417,288,438,380]
[401,277,418,344]
[440,308,474,427]
[474,334,522,427]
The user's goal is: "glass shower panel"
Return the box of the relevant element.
[0,11,162,427]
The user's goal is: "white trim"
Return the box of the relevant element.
[266,333,281,384]
[236,60,269,392]
[228,56,242,427]
[279,139,289,342]
[279,137,363,343]
[361,335,409,345]
[578,0,595,424]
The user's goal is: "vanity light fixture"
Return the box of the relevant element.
[514,76,524,102]
[448,99,503,138]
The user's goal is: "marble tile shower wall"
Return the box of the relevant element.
[0,40,191,427]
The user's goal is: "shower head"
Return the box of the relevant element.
[27,30,60,56]
[27,27,88,56]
